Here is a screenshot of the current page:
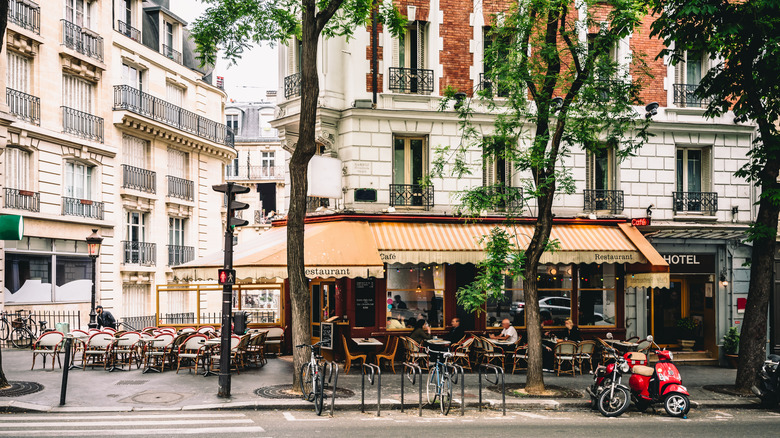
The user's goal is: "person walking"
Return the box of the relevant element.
[96,305,117,330]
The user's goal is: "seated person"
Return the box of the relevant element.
[560,318,582,342]
[541,310,555,326]
[386,316,405,330]
[409,319,432,345]
[489,318,518,344]
[445,317,465,343]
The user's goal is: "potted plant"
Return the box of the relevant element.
[722,326,740,368]
[676,316,699,350]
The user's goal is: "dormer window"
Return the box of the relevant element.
[226,114,240,136]
[161,18,181,63]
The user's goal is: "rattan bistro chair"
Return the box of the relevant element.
[512,344,529,374]
[31,331,64,370]
[554,341,578,376]
[576,340,596,374]
[341,335,367,374]
[176,334,208,374]
[83,332,115,370]
[375,337,399,373]
[452,336,475,371]
[480,337,506,368]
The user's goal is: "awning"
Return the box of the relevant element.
[172,221,384,281]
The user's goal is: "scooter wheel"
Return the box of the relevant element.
[663,393,690,417]
[597,387,630,417]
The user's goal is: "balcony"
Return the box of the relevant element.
[167,245,194,266]
[8,0,40,34]
[6,88,40,125]
[479,73,509,98]
[113,85,235,148]
[167,175,194,201]
[254,210,269,224]
[388,67,434,95]
[225,165,282,181]
[62,197,104,220]
[673,83,711,108]
[123,241,156,266]
[584,189,624,214]
[483,185,523,212]
[61,106,103,143]
[61,19,103,62]
[116,20,140,43]
[122,164,156,194]
[284,72,301,99]
[162,44,182,64]
[4,188,39,212]
[673,191,718,216]
[389,184,434,210]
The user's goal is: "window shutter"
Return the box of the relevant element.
[287,38,296,75]
[393,34,400,68]
[675,53,686,85]
[585,151,593,191]
[702,147,712,192]
[418,22,425,69]
[505,155,513,188]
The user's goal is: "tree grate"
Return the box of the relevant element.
[254,384,355,399]
[0,381,44,397]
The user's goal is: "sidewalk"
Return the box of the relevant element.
[0,349,757,413]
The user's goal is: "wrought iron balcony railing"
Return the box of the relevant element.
[61,19,103,62]
[284,72,301,99]
[584,189,624,214]
[225,165,282,180]
[4,188,39,212]
[167,175,194,201]
[673,191,718,215]
[123,241,156,266]
[254,210,269,224]
[483,185,523,212]
[62,197,104,220]
[122,164,156,194]
[388,67,434,95]
[673,83,711,108]
[6,88,40,125]
[162,44,182,64]
[62,106,104,143]
[306,196,330,213]
[113,85,235,147]
[389,183,434,210]
[8,0,40,34]
[167,245,194,266]
[116,20,141,42]
[479,73,509,98]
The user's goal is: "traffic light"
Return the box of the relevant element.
[218,268,236,285]
[213,182,250,229]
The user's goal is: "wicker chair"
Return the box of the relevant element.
[401,336,429,370]
[576,340,596,374]
[341,335,367,374]
[452,337,474,370]
[554,341,578,376]
[112,331,142,371]
[143,333,175,372]
[480,337,506,368]
[176,334,208,374]
[375,337,399,373]
[83,332,115,370]
[246,331,268,367]
[512,344,529,374]
[31,331,64,370]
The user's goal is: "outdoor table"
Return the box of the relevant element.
[68,336,87,370]
[139,338,166,373]
[351,337,383,361]
[603,339,639,352]
[202,339,222,376]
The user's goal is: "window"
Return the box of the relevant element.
[123,284,150,318]
[287,38,302,74]
[123,0,133,26]
[675,51,706,87]
[482,138,519,210]
[586,147,615,192]
[64,0,91,28]
[165,21,174,50]
[393,137,426,186]
[64,161,93,199]
[482,26,511,97]
[237,287,282,324]
[488,276,524,327]
[62,74,94,113]
[227,157,239,177]
[168,217,185,247]
[226,114,240,135]
[386,263,445,329]
[676,148,711,194]
[167,148,187,179]
[578,264,617,327]
[166,82,183,107]
[261,151,275,175]
[127,211,146,243]
[122,134,148,168]
[7,51,30,93]
[122,64,144,90]
[395,21,426,70]
[5,147,31,190]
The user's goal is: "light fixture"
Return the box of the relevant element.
[645,102,659,119]
[85,229,103,330]
[454,92,467,110]
[549,267,558,276]
[646,204,654,217]
[551,96,564,112]
[720,274,729,287]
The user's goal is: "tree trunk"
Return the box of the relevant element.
[0,0,9,391]
[0,345,9,390]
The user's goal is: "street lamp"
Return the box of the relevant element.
[86,229,103,329]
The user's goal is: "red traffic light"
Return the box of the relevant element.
[631,217,651,227]
[218,269,236,285]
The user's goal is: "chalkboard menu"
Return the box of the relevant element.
[320,322,334,350]
[355,278,376,327]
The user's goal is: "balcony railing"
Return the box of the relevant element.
[123,241,156,266]
[167,175,194,201]
[584,189,624,214]
[113,85,235,148]
[62,197,104,220]
[254,210,270,224]
[484,185,523,212]
[479,73,509,98]
[4,188,39,212]
[225,165,282,180]
[306,196,330,213]
[389,183,434,210]
[8,0,40,34]
[116,20,141,42]
[162,44,182,64]
[284,72,301,99]
[61,19,104,62]
[388,67,434,95]
[673,191,718,216]
[167,245,194,266]
[122,164,156,194]
[673,83,711,108]
[62,106,104,143]
[6,88,40,125]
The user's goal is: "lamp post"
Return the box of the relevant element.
[86,229,103,329]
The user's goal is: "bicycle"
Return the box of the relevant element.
[296,341,325,415]
[2,310,45,349]
[426,347,454,415]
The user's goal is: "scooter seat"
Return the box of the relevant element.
[632,365,654,376]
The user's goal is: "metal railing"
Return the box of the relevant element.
[162,44,182,64]
[361,363,382,417]
[284,72,301,98]
[306,196,331,212]
[673,83,711,108]
[8,0,40,34]
[62,196,104,220]
[113,85,235,147]
[673,191,718,215]
[120,315,156,331]
[166,175,194,201]
[122,241,156,266]
[583,189,624,214]
[389,183,434,210]
[388,67,434,95]
[0,310,81,345]
[122,164,156,193]
[225,165,282,180]
[167,245,194,266]
[484,185,523,212]
[116,20,140,42]
[6,88,40,125]
[4,187,39,212]
[479,73,509,98]
[159,312,196,325]
[61,106,103,143]
[254,210,269,224]
[61,19,104,62]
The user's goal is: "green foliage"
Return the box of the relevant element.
[676,316,700,331]
[722,326,740,355]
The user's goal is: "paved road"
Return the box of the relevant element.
[3,407,779,437]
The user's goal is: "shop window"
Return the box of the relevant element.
[236,287,282,324]
[537,265,573,326]
[487,276,524,327]
[386,263,445,329]
[578,264,617,327]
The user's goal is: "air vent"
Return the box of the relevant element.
[354,188,377,202]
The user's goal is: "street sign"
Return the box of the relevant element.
[218,269,236,285]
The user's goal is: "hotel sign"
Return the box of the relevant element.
[662,253,715,274]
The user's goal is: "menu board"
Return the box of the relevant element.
[355,278,376,327]
[320,322,334,350]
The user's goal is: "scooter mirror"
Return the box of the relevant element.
[606,332,613,339]
[647,335,653,342]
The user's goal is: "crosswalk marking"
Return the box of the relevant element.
[0,427,266,436]
[0,413,247,421]
[0,419,253,427]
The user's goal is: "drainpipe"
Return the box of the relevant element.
[371,0,378,107]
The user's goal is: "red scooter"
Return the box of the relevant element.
[628,336,690,418]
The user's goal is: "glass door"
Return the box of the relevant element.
[310,280,336,340]
[649,279,686,345]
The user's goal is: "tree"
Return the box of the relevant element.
[190,0,403,388]
[1,0,10,391]
[649,0,780,393]
[432,0,650,393]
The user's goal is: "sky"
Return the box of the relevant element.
[170,0,279,103]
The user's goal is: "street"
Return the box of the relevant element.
[1,407,779,437]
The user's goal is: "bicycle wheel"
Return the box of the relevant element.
[313,368,325,416]
[426,369,439,404]
[11,327,34,349]
[440,373,453,415]
[300,364,314,401]
[0,318,9,341]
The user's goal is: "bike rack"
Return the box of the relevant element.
[400,362,424,416]
[478,363,506,416]
[361,363,381,417]
[446,363,466,416]
[323,361,340,417]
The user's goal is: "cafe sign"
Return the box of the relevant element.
[662,253,715,274]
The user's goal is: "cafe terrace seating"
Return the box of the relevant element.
[452,337,474,371]
[83,332,115,370]
[112,331,143,370]
[576,340,596,374]
[143,333,175,372]
[375,336,399,373]
[264,326,285,356]
[512,343,529,374]
[341,335,367,374]
[208,335,243,374]
[479,337,506,368]
[176,333,208,374]
[400,336,428,371]
[554,341,578,376]
[30,331,64,370]
[245,331,268,367]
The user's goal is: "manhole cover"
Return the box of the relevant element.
[0,381,44,397]
[126,391,190,404]
[116,380,149,386]
[255,384,355,399]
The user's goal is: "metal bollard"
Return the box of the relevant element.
[325,361,339,417]
[59,336,73,405]
[361,363,381,416]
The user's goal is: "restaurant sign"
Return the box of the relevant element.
[661,253,715,274]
